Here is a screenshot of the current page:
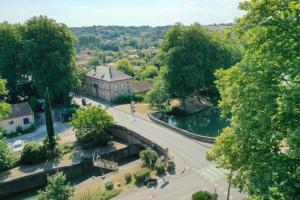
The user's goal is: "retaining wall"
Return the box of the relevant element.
[148,112,215,144]
[0,124,167,199]
[0,143,142,199]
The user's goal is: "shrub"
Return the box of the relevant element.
[155,162,165,175]
[60,143,75,154]
[16,126,23,133]
[192,191,213,200]
[124,173,132,184]
[113,94,144,105]
[139,148,159,169]
[21,142,47,165]
[0,139,16,172]
[38,172,74,200]
[61,104,79,122]
[105,181,114,190]
[134,168,150,184]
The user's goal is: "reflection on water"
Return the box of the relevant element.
[162,108,229,137]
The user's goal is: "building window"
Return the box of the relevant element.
[114,84,118,90]
[23,118,30,125]
[121,83,124,89]
[8,121,14,125]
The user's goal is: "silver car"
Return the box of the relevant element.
[12,140,24,152]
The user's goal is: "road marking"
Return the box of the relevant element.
[145,194,156,199]
[198,165,226,183]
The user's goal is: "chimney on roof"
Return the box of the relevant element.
[109,67,112,78]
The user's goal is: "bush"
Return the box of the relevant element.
[134,168,150,184]
[139,148,159,169]
[155,162,165,175]
[38,172,74,200]
[113,94,144,105]
[21,142,47,165]
[105,181,114,190]
[0,139,17,172]
[16,126,23,133]
[61,104,79,122]
[192,191,213,200]
[124,173,132,184]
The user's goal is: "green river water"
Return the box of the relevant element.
[161,108,229,137]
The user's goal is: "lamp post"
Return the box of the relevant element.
[227,173,232,200]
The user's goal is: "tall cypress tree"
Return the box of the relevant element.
[44,87,55,149]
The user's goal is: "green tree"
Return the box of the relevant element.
[0,79,12,171]
[207,1,300,199]
[45,87,55,149]
[161,23,238,102]
[140,66,159,79]
[71,106,114,148]
[0,23,28,103]
[139,148,159,169]
[116,59,134,76]
[38,172,74,200]
[23,16,77,104]
[145,78,170,110]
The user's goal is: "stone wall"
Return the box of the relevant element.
[0,161,92,199]
[108,125,167,157]
[0,144,142,199]
[0,125,167,199]
[148,112,215,144]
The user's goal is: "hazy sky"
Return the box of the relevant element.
[0,0,245,27]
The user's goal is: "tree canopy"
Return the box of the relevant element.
[207,0,300,199]
[0,16,80,104]
[161,23,240,102]
[145,77,170,110]
[0,79,12,172]
[71,106,114,148]
[116,59,134,76]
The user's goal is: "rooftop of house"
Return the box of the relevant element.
[133,80,153,94]
[4,102,33,120]
[86,66,132,82]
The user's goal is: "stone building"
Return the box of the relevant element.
[84,66,133,101]
[0,102,35,134]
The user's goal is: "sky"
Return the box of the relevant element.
[0,0,245,27]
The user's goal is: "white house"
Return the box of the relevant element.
[0,102,35,134]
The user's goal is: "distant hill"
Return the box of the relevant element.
[71,23,233,39]
[71,23,233,55]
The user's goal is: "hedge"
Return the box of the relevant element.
[134,168,150,184]
[113,94,144,104]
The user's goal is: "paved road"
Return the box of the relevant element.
[5,122,74,145]
[75,97,244,200]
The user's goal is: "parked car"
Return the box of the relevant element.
[12,140,24,152]
[82,98,91,106]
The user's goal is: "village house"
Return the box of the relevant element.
[133,80,152,94]
[0,102,35,134]
[84,66,133,101]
